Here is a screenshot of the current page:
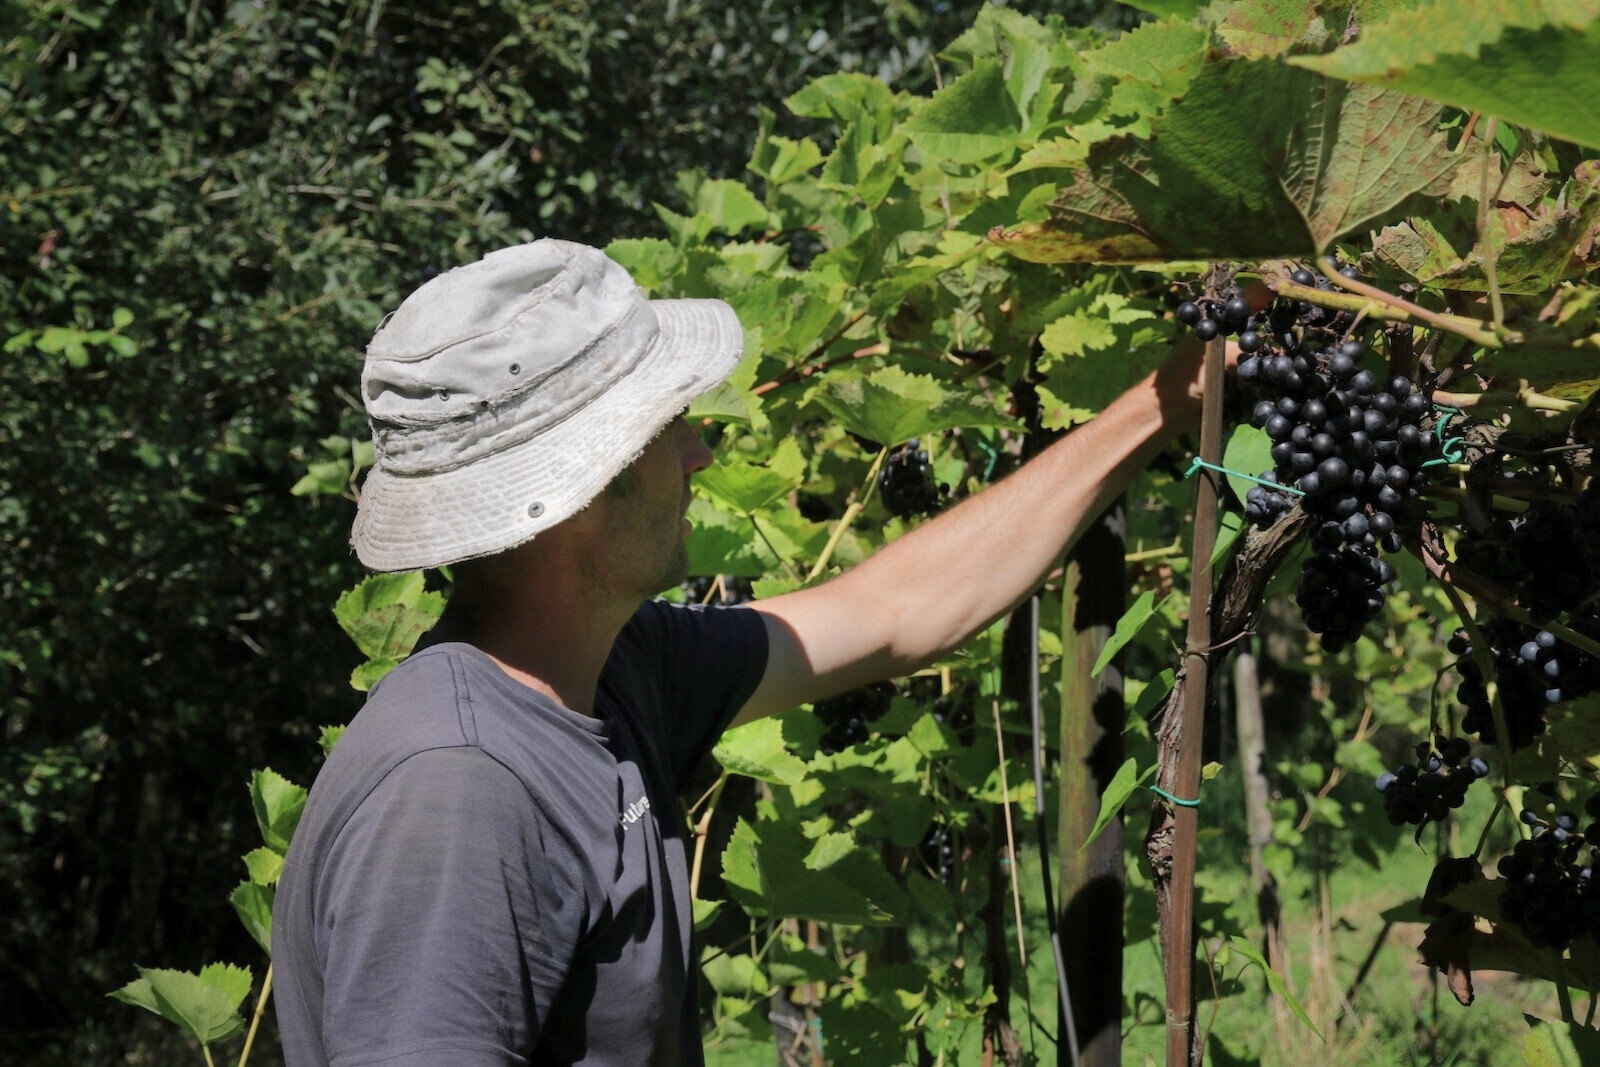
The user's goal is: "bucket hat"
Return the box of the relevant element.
[350,239,744,572]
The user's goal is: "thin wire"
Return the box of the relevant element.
[1030,592,1082,1067]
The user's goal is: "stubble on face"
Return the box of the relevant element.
[589,442,694,601]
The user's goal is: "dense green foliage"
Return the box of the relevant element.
[9,0,1600,1063]
[0,0,1095,1059]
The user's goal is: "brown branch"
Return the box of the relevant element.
[751,310,872,395]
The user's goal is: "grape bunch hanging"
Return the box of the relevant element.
[1374,735,1489,831]
[878,439,946,520]
[1182,267,1435,652]
[1497,797,1600,952]
[812,682,894,755]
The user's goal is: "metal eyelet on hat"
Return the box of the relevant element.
[527,502,544,518]
[438,389,450,401]
[509,363,520,374]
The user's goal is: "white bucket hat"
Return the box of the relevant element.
[350,238,744,572]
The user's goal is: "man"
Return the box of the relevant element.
[273,239,1213,1065]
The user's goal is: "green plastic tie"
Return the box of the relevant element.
[1421,405,1467,468]
[1150,784,1202,808]
[1184,456,1307,497]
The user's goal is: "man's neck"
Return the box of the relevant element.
[433,545,639,718]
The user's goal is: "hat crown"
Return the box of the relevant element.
[362,239,646,424]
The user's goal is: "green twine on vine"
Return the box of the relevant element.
[1183,456,1307,496]
[1150,784,1202,808]
[1422,405,1466,469]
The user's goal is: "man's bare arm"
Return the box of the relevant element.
[734,342,1210,726]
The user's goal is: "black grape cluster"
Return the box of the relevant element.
[1454,502,1597,622]
[878,439,945,520]
[1450,625,1600,748]
[918,823,956,885]
[1374,736,1488,828]
[1496,798,1600,952]
[1214,272,1434,650]
[813,682,894,755]
[679,575,754,606]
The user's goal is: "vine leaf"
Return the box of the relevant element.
[250,768,307,856]
[1523,1014,1600,1065]
[720,816,903,925]
[1373,166,1600,296]
[1473,285,1600,402]
[1078,757,1156,853]
[810,365,1018,446]
[713,717,810,786]
[230,882,273,953]
[902,59,1024,166]
[1093,589,1172,676]
[1217,0,1329,58]
[1079,17,1209,123]
[334,571,446,691]
[1221,424,1276,506]
[695,460,802,515]
[1226,937,1325,1040]
[990,58,1457,263]
[109,964,253,1044]
[1291,0,1600,151]
[1036,291,1172,427]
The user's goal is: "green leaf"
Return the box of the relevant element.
[1292,1,1600,150]
[1523,1015,1600,1066]
[694,460,801,515]
[811,365,1018,447]
[290,459,350,497]
[230,881,274,952]
[1118,0,1206,16]
[906,712,960,759]
[692,179,769,237]
[768,939,845,986]
[702,948,770,997]
[749,107,824,185]
[714,718,810,786]
[249,768,307,855]
[1078,758,1155,852]
[1209,509,1246,571]
[333,572,446,662]
[109,965,252,1044]
[1130,668,1176,721]
[1474,285,1600,401]
[350,657,402,692]
[1035,291,1173,426]
[1081,17,1209,121]
[603,238,683,292]
[1221,424,1277,507]
[1372,174,1600,296]
[111,306,134,329]
[318,724,345,756]
[1226,936,1324,1041]
[1217,0,1331,58]
[903,60,1023,165]
[692,898,722,932]
[1093,590,1171,676]
[720,816,903,925]
[242,847,283,886]
[993,60,1458,262]
[785,72,896,132]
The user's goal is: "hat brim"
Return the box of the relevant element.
[350,297,744,572]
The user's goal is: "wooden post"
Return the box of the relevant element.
[1056,503,1126,1066]
[1150,314,1227,1067]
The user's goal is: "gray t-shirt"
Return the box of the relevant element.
[272,600,769,1066]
